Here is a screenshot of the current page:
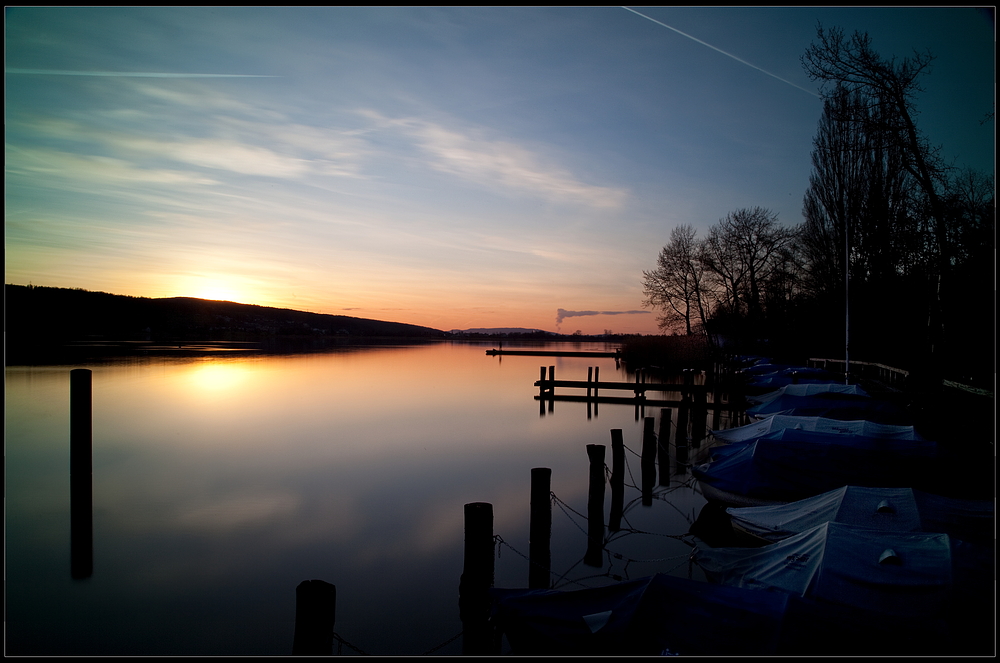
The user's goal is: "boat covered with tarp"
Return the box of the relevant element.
[489,573,789,656]
[711,414,926,444]
[690,520,992,654]
[744,390,911,424]
[693,522,954,617]
[489,564,979,655]
[745,382,869,405]
[725,485,994,544]
[692,428,939,506]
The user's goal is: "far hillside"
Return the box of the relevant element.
[5,284,445,362]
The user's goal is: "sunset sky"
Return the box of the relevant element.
[5,7,994,334]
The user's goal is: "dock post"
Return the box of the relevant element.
[70,368,93,580]
[608,430,625,532]
[593,366,600,399]
[292,579,336,655]
[587,367,593,399]
[657,408,672,485]
[676,375,690,467]
[539,367,546,416]
[528,468,552,589]
[548,365,555,414]
[460,502,495,655]
[584,444,606,567]
[692,371,707,446]
[641,417,656,506]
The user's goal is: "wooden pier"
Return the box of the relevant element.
[533,365,739,414]
[487,349,621,358]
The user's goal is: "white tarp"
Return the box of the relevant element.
[692,521,953,618]
[726,486,995,544]
[726,486,924,542]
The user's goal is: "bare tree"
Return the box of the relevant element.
[802,25,951,366]
[700,207,797,326]
[642,224,710,335]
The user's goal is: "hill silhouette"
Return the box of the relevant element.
[5,284,445,363]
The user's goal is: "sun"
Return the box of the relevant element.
[197,286,241,302]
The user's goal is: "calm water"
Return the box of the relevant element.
[5,341,720,655]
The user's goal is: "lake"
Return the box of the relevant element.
[5,340,729,656]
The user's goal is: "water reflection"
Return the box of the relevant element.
[5,342,707,655]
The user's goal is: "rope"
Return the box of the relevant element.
[421,630,464,656]
[332,632,369,656]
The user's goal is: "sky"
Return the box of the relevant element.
[5,7,995,335]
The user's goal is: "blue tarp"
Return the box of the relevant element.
[693,429,939,504]
[490,568,967,655]
[745,391,911,424]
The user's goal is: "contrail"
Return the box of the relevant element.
[621,7,819,98]
[5,69,277,78]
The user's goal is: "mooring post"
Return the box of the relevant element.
[292,579,336,655]
[608,430,625,532]
[593,366,600,399]
[676,374,690,466]
[657,408,672,485]
[640,417,656,506]
[548,365,556,414]
[528,468,552,589]
[584,444,606,567]
[460,502,495,655]
[70,368,93,580]
[692,371,708,446]
[587,366,593,399]
[538,366,547,416]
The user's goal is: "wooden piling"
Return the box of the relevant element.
[528,468,551,589]
[657,408,672,486]
[676,376,690,466]
[584,444,606,568]
[587,366,593,398]
[70,368,93,580]
[641,417,656,506]
[460,502,495,655]
[692,371,708,446]
[539,367,547,416]
[292,579,336,655]
[608,430,625,532]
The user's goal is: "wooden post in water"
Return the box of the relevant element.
[528,468,552,589]
[608,430,625,532]
[587,367,593,398]
[460,502,495,655]
[584,445,606,568]
[640,417,656,506]
[292,579,336,655]
[676,372,690,467]
[593,366,600,417]
[657,408,672,485]
[692,371,708,446]
[70,368,93,580]
[539,367,546,416]
[548,365,555,414]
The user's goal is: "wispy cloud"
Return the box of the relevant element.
[361,110,627,208]
[6,68,276,78]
